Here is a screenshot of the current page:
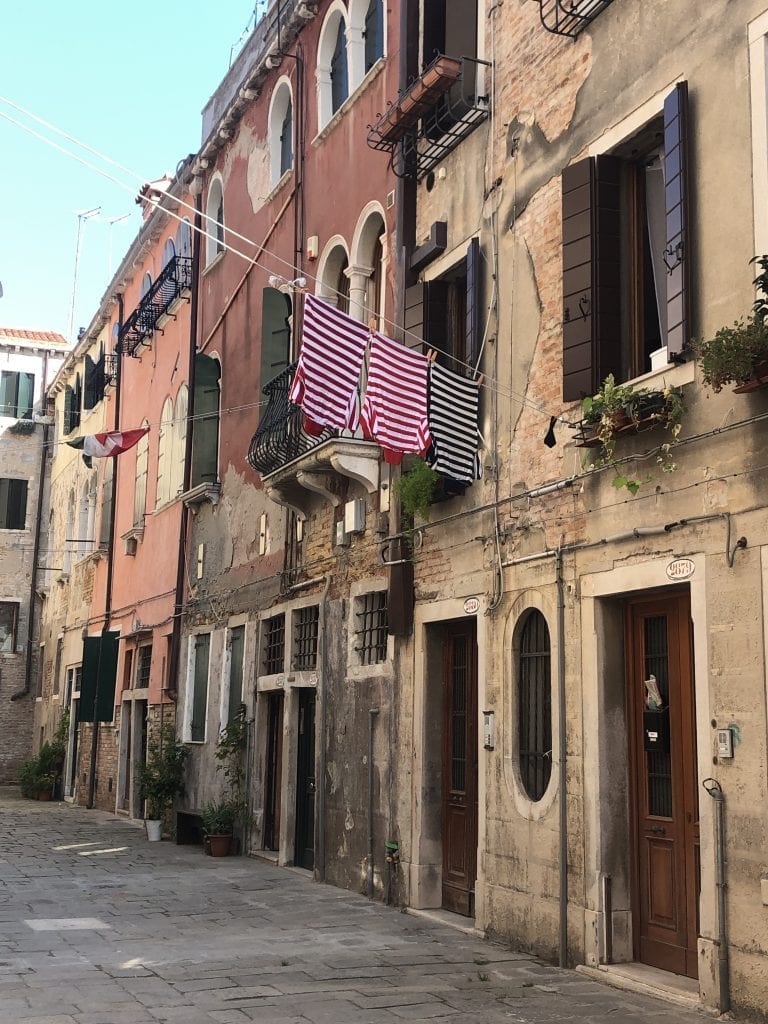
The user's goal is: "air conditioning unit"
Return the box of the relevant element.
[335,521,349,547]
[344,498,365,535]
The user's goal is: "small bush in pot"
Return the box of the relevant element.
[201,799,238,856]
[137,722,189,837]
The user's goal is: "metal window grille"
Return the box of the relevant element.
[263,614,285,675]
[135,644,152,689]
[293,605,319,671]
[518,609,552,801]
[355,592,388,666]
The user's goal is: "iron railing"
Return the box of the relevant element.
[366,54,490,180]
[247,362,334,477]
[538,0,615,38]
[117,255,193,356]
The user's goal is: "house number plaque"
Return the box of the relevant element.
[666,557,695,581]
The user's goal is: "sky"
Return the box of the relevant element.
[0,2,269,342]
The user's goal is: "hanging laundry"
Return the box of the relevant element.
[427,362,482,484]
[360,332,431,465]
[66,427,150,468]
[289,294,369,436]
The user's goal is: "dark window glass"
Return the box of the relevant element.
[355,592,388,665]
[280,100,293,176]
[330,20,349,113]
[228,625,245,723]
[136,645,152,689]
[0,602,18,652]
[364,0,384,71]
[293,606,319,671]
[263,614,285,675]
[0,478,28,529]
[518,610,552,801]
[191,633,210,742]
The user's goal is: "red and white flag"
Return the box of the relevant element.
[67,428,149,462]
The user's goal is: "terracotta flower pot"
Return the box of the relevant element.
[206,834,233,857]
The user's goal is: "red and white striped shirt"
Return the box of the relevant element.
[360,332,431,465]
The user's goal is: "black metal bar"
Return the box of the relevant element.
[117,256,193,356]
[538,0,615,39]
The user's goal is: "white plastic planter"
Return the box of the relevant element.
[145,819,162,842]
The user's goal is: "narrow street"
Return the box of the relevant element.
[0,790,705,1024]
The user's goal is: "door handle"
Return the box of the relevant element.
[645,825,667,835]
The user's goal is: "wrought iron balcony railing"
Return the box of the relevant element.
[117,255,193,356]
[366,54,490,180]
[538,0,616,38]
[247,363,334,477]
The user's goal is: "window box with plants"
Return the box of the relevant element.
[694,256,768,393]
[572,374,685,493]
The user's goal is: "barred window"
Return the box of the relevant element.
[518,609,552,801]
[354,591,388,666]
[135,644,152,689]
[263,614,285,675]
[293,606,319,671]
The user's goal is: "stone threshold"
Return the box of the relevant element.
[406,906,483,937]
[576,962,710,1012]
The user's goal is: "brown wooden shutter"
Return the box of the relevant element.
[562,156,622,401]
[466,236,481,370]
[664,81,690,359]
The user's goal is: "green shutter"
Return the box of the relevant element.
[0,373,13,416]
[259,289,291,422]
[227,626,245,723]
[78,632,119,723]
[191,356,221,486]
[191,633,210,741]
[18,373,34,418]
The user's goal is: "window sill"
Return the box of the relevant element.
[265,169,294,205]
[312,57,387,147]
[624,353,695,392]
[202,250,226,277]
[182,481,221,511]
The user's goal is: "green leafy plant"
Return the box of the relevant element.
[17,758,44,797]
[137,721,189,820]
[16,711,70,798]
[212,708,250,832]
[694,255,768,391]
[201,798,238,836]
[394,459,440,522]
[580,374,685,493]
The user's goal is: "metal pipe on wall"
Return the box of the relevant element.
[703,778,730,1013]
[316,573,332,882]
[367,706,379,899]
[556,545,568,968]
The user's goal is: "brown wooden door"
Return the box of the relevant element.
[264,691,284,852]
[441,621,478,916]
[626,592,699,978]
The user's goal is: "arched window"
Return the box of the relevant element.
[133,422,149,527]
[330,20,349,113]
[176,219,192,259]
[364,0,384,71]
[157,397,173,506]
[205,178,225,266]
[518,609,552,801]
[191,357,220,487]
[141,272,152,298]
[269,81,294,187]
[173,385,188,496]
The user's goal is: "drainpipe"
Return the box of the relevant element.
[556,543,568,968]
[367,706,379,898]
[703,778,730,1013]
[86,296,122,808]
[168,192,202,701]
[316,573,332,882]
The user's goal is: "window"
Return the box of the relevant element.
[99,459,113,548]
[78,476,96,557]
[227,625,245,724]
[136,644,152,689]
[191,356,220,487]
[561,83,690,398]
[422,0,478,111]
[156,397,173,506]
[63,491,75,573]
[0,371,34,419]
[84,346,105,410]
[331,20,349,113]
[354,591,388,665]
[0,602,18,652]
[205,178,225,265]
[172,385,188,495]
[293,606,319,670]
[52,637,63,697]
[517,610,552,802]
[263,614,285,674]
[269,81,294,187]
[161,238,176,306]
[63,374,82,435]
[259,288,292,416]
[176,218,192,260]
[190,633,210,742]
[405,237,481,375]
[352,207,387,328]
[133,421,149,526]
[122,648,133,692]
[0,478,28,529]
[318,240,351,313]
[364,0,384,71]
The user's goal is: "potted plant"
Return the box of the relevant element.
[201,799,238,857]
[137,721,189,841]
[576,374,685,493]
[394,458,440,522]
[694,255,768,392]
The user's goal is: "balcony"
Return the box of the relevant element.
[538,0,616,38]
[366,54,490,180]
[118,255,193,357]
[248,363,380,519]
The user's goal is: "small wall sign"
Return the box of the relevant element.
[463,597,480,615]
[666,558,695,581]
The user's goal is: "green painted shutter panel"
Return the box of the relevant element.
[227,625,245,724]
[18,373,34,418]
[664,81,690,359]
[259,288,291,422]
[63,386,74,435]
[8,479,27,529]
[0,373,13,416]
[191,633,210,742]
[78,632,119,723]
[466,237,481,370]
[84,355,97,409]
[191,356,220,486]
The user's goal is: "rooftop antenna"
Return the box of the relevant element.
[67,207,101,345]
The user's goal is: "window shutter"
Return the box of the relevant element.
[191,356,221,487]
[8,479,28,529]
[259,288,292,422]
[466,236,481,370]
[63,386,74,435]
[561,156,621,401]
[403,283,425,346]
[18,372,34,418]
[84,355,97,410]
[664,81,690,359]
[191,634,210,742]
[364,0,384,71]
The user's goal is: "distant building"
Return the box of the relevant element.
[0,328,66,781]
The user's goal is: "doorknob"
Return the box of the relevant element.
[645,825,667,835]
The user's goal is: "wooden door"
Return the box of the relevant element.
[294,689,316,871]
[264,691,284,852]
[441,621,478,916]
[626,592,699,978]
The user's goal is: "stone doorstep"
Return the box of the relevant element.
[576,962,709,1013]
[404,907,482,937]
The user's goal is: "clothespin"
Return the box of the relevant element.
[475,373,484,386]
[368,316,378,333]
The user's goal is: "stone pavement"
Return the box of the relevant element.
[0,788,705,1024]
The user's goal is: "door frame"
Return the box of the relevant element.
[579,558,713,997]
